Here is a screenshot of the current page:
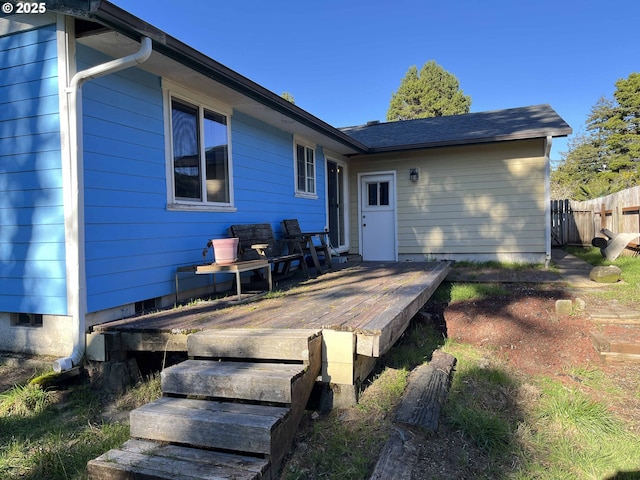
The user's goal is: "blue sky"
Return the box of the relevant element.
[111,0,638,164]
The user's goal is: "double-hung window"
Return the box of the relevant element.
[169,95,231,206]
[295,139,316,197]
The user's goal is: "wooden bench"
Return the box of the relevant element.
[229,223,309,280]
[175,259,271,304]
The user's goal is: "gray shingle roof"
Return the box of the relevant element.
[340,104,572,152]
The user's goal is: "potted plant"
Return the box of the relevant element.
[202,237,239,265]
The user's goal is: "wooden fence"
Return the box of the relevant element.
[551,186,640,246]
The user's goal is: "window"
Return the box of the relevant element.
[11,313,43,327]
[295,140,316,196]
[170,96,231,205]
[368,181,390,206]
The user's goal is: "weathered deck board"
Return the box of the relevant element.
[94,262,450,359]
[161,360,305,403]
[87,439,269,480]
[394,350,457,433]
[130,397,289,453]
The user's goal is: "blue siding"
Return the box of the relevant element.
[78,45,168,312]
[78,46,329,313]
[232,112,327,232]
[0,24,67,314]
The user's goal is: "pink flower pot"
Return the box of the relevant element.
[211,238,239,265]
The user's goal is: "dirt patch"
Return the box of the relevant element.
[438,284,599,376]
[406,283,640,479]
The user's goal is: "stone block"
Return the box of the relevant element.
[556,299,573,315]
[589,265,622,283]
[574,297,587,311]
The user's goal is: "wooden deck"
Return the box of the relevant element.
[92,261,450,403]
[95,262,448,355]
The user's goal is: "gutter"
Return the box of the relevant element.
[53,35,152,373]
[544,135,553,268]
[83,0,369,154]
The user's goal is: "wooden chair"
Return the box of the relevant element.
[281,219,333,274]
[229,223,309,280]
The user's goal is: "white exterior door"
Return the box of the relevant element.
[360,173,396,261]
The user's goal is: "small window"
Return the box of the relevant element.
[367,181,390,206]
[135,298,160,315]
[295,140,316,196]
[10,313,43,327]
[170,97,231,205]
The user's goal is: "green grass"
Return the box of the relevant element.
[0,371,161,480]
[113,373,161,412]
[433,281,510,303]
[566,246,640,302]
[521,378,640,479]
[0,384,55,417]
[284,253,640,478]
[438,340,640,479]
[283,367,406,480]
[384,318,445,369]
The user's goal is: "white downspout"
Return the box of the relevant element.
[54,37,152,373]
[544,135,553,269]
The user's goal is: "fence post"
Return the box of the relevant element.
[563,199,569,245]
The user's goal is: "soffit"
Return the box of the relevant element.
[76,30,363,155]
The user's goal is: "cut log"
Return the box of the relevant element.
[370,350,457,480]
[368,427,419,480]
[394,350,456,433]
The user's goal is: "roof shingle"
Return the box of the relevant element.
[340,104,572,152]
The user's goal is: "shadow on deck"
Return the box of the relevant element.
[91,261,451,405]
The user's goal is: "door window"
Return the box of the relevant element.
[367,181,390,207]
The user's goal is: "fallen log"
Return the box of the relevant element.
[369,349,457,480]
[369,427,419,480]
[394,349,457,433]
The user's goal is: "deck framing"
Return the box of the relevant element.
[92,261,450,403]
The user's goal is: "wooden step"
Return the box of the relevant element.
[161,359,306,403]
[130,397,290,456]
[87,439,270,480]
[591,328,640,363]
[599,351,640,364]
[188,328,321,362]
[591,332,640,354]
[89,329,324,479]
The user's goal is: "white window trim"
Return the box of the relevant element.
[293,136,318,199]
[163,81,236,212]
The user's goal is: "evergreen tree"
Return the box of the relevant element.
[606,73,640,170]
[551,72,640,199]
[281,92,295,104]
[386,60,471,121]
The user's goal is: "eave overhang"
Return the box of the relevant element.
[46,0,369,156]
[364,128,573,154]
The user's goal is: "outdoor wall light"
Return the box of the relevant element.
[409,168,420,183]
